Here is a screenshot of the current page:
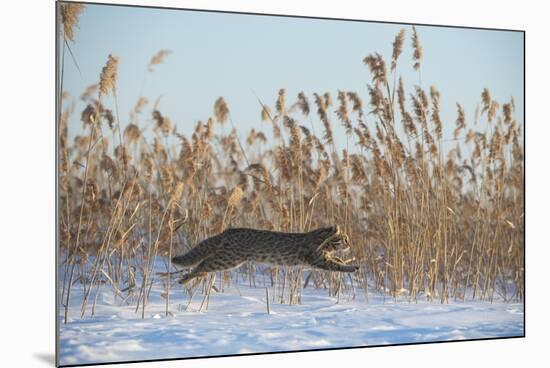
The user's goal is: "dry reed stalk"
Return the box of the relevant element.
[64,118,101,324]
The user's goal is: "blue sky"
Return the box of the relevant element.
[61,3,524,150]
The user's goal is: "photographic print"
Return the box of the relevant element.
[56,2,524,366]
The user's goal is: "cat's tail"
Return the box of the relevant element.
[172,234,222,268]
[171,245,206,267]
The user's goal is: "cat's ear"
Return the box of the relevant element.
[314,226,337,238]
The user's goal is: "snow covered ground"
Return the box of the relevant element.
[58,262,524,366]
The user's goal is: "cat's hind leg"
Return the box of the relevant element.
[178,251,245,285]
[178,270,208,285]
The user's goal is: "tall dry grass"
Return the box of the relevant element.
[58,10,524,322]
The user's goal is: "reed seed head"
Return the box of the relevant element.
[148,49,172,71]
[99,54,120,98]
[214,97,229,125]
[60,3,86,42]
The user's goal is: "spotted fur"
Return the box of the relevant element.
[172,226,358,284]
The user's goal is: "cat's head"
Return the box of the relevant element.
[312,225,351,253]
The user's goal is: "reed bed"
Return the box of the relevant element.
[58,5,524,323]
